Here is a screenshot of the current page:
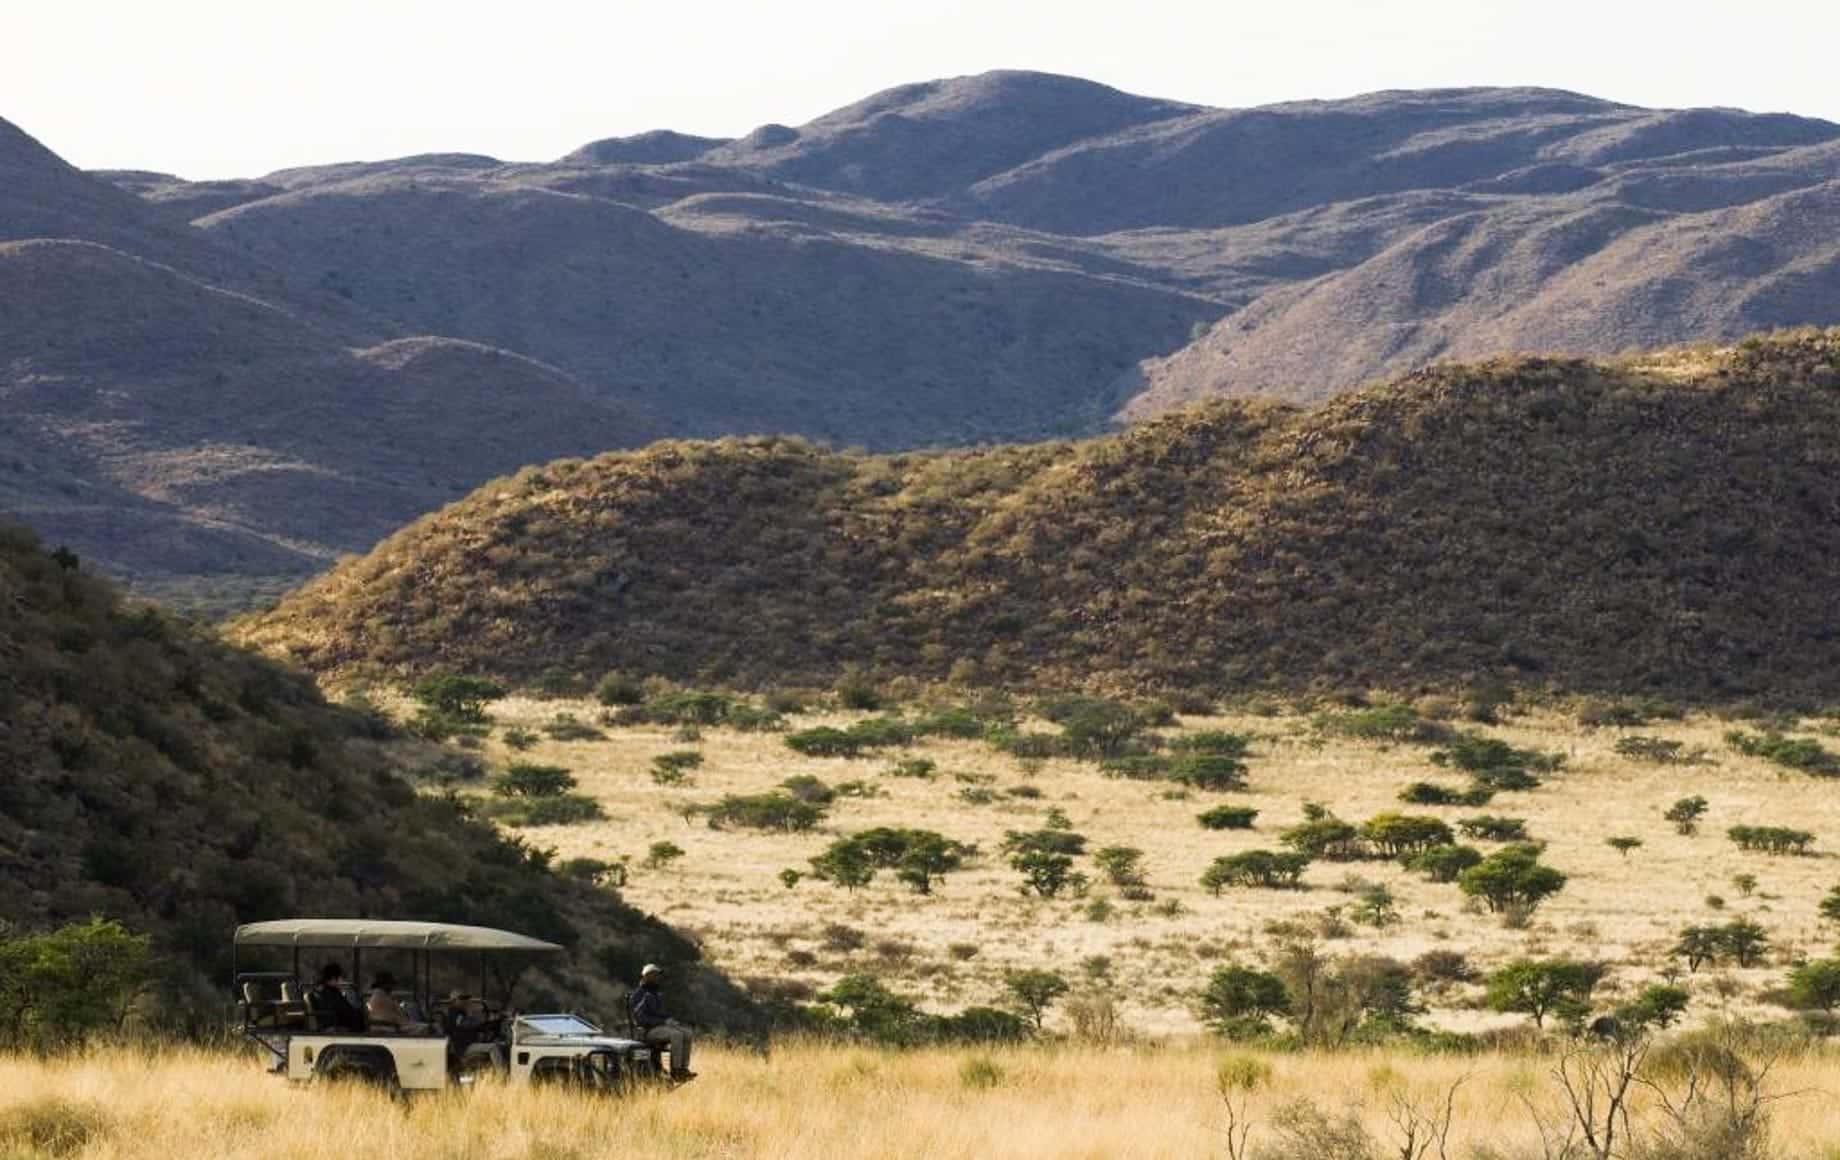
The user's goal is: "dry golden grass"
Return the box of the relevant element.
[3,1041,1837,1159]
[470,698,1840,1035]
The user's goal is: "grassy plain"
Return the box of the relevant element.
[472,697,1840,1036]
[3,1041,1837,1159]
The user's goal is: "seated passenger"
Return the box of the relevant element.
[366,971,429,1034]
[309,963,365,1032]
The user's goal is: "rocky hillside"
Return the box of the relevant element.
[0,523,752,1026]
[7,74,1840,604]
[238,330,1840,703]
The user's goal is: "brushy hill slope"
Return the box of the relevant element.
[239,330,1840,702]
[0,523,753,1026]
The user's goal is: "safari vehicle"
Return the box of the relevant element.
[233,919,669,1093]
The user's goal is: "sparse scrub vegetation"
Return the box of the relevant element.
[1197,804,1259,830]
[1725,729,1840,775]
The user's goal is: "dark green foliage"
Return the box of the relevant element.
[1457,815,1528,842]
[911,707,987,739]
[1002,968,1069,1029]
[812,828,970,894]
[1093,846,1146,887]
[1357,812,1454,857]
[479,792,605,826]
[1820,884,1840,925]
[1725,729,1840,775]
[643,842,684,869]
[816,973,926,1045]
[492,762,576,798]
[779,774,836,804]
[1199,964,1289,1036]
[1041,696,1151,759]
[501,726,538,751]
[1197,805,1259,830]
[0,918,150,1050]
[1201,850,1311,892]
[1666,795,1710,835]
[1002,829,1087,858]
[1484,958,1605,1028]
[835,679,885,711]
[1398,781,1493,806]
[1411,949,1476,984]
[784,726,862,757]
[0,527,750,1031]
[1010,851,1082,898]
[411,673,505,722]
[1672,920,1771,971]
[785,717,913,757]
[1576,697,1683,728]
[1315,704,1448,744]
[542,712,604,741]
[638,690,735,726]
[705,792,826,832]
[558,857,624,886]
[1613,736,1708,765]
[1429,732,1560,791]
[1279,816,1362,861]
[1458,844,1567,915]
[1405,844,1483,883]
[1727,825,1816,855]
[937,1006,1030,1043]
[1617,983,1691,1030]
[1168,752,1248,791]
[594,672,645,705]
[1099,755,1172,781]
[888,758,937,779]
[1786,959,1840,1013]
[650,750,703,785]
[724,704,786,733]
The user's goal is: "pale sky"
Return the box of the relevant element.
[8,0,1836,180]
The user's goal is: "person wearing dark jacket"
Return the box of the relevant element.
[309,962,365,1031]
[628,963,694,1079]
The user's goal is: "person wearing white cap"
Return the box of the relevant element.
[628,963,694,1080]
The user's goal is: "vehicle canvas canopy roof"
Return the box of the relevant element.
[234,919,562,953]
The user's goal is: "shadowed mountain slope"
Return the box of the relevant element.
[238,330,1840,703]
[10,77,1840,606]
[0,524,754,1025]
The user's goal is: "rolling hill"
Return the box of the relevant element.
[236,329,1840,702]
[7,73,1840,604]
[0,522,754,1026]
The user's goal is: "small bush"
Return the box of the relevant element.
[888,757,936,779]
[1411,949,1476,984]
[480,792,605,826]
[595,672,646,706]
[821,923,865,952]
[542,712,605,742]
[1201,850,1311,892]
[958,1056,1007,1089]
[780,774,836,805]
[501,727,538,751]
[1727,825,1815,855]
[493,762,576,798]
[1725,729,1840,775]
[1197,805,1259,830]
[1406,844,1483,883]
[705,792,826,832]
[650,750,704,785]
[1614,736,1710,765]
[1666,795,1710,835]
[1398,781,1493,806]
[1316,703,1448,744]
[1457,815,1528,842]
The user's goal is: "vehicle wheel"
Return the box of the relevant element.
[456,1047,504,1088]
[314,1046,400,1094]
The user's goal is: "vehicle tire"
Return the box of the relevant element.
[314,1045,400,1093]
[456,1045,505,1088]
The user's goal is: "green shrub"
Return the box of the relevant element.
[785,726,861,757]
[1727,825,1815,855]
[1614,735,1709,764]
[1197,805,1259,830]
[1430,733,1561,789]
[1458,844,1566,916]
[501,727,538,751]
[835,679,885,711]
[650,750,704,785]
[1198,964,1289,1035]
[410,673,505,723]
[1666,795,1710,835]
[492,762,576,798]
[1405,844,1483,883]
[481,792,604,826]
[1484,958,1604,1028]
[1786,959,1840,1013]
[0,919,150,1051]
[641,841,683,870]
[780,774,836,804]
[913,707,986,739]
[1398,781,1493,806]
[1725,729,1840,775]
[705,792,826,832]
[1002,968,1070,1030]
[1314,703,1448,744]
[726,705,786,733]
[1457,815,1528,842]
[1672,919,1770,971]
[1168,752,1248,791]
[1357,812,1453,857]
[1201,850,1311,892]
[641,690,735,726]
[1279,816,1362,860]
[595,672,645,706]
[1099,754,1172,780]
[1093,846,1146,886]
[542,712,604,741]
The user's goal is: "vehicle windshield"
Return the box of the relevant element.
[518,1014,601,1036]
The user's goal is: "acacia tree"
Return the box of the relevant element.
[1459,845,1567,916]
[1003,969,1070,1030]
[1484,959,1605,1028]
